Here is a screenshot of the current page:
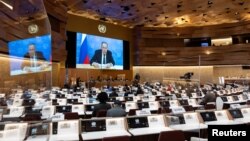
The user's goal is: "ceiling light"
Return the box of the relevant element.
[0,0,13,10]
[161,52,166,56]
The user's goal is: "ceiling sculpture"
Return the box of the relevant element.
[68,0,250,27]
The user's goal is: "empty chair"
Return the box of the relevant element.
[96,110,107,117]
[190,137,208,141]
[158,130,185,141]
[64,112,79,119]
[102,136,130,141]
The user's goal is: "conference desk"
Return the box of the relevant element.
[81,131,131,140]
[169,124,207,131]
[204,120,244,125]
[128,127,173,136]
[11,66,52,75]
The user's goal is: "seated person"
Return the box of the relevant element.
[124,89,131,97]
[90,42,115,69]
[200,91,216,105]
[109,88,118,98]
[136,86,144,95]
[21,44,49,72]
[92,92,111,117]
[107,100,126,117]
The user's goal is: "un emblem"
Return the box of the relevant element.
[98,24,107,33]
[28,24,39,34]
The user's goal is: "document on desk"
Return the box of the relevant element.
[58,121,78,135]
[215,111,229,121]
[148,115,165,128]
[241,108,250,118]
[106,118,125,131]
[183,113,199,124]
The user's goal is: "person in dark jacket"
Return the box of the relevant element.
[90,42,115,69]
[92,92,111,117]
[109,88,118,98]
[200,91,216,105]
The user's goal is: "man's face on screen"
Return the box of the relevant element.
[101,43,108,54]
[28,44,36,56]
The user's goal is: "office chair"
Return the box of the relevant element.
[158,130,185,141]
[96,110,107,117]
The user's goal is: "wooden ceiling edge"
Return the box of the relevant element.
[136,20,250,30]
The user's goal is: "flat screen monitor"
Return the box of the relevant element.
[22,99,35,106]
[85,105,95,111]
[179,99,189,106]
[56,94,65,98]
[137,102,149,110]
[229,109,243,119]
[28,123,49,136]
[125,97,133,101]
[221,97,228,102]
[232,95,239,101]
[127,117,149,128]
[160,101,170,108]
[55,106,72,113]
[76,32,124,70]
[67,99,78,104]
[81,120,106,132]
[8,34,51,75]
[200,112,217,122]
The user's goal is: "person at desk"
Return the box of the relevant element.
[107,100,126,117]
[134,73,141,85]
[109,88,118,98]
[21,44,48,72]
[92,92,111,117]
[90,42,115,69]
[200,91,216,105]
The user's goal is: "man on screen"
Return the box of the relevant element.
[21,44,48,72]
[90,42,115,69]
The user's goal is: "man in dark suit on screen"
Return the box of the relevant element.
[21,44,48,72]
[90,42,115,69]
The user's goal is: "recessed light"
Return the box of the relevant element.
[161,52,166,56]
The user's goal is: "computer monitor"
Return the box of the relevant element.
[160,101,170,108]
[85,105,95,111]
[28,123,49,136]
[55,106,72,113]
[56,94,65,98]
[232,95,239,101]
[179,100,189,106]
[127,117,149,128]
[67,99,78,104]
[137,102,149,110]
[125,97,133,101]
[200,112,217,122]
[81,120,106,132]
[221,97,228,102]
[22,99,35,106]
[229,109,243,119]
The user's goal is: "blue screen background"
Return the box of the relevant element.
[8,34,51,71]
[76,33,123,66]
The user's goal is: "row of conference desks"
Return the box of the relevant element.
[1,107,250,141]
